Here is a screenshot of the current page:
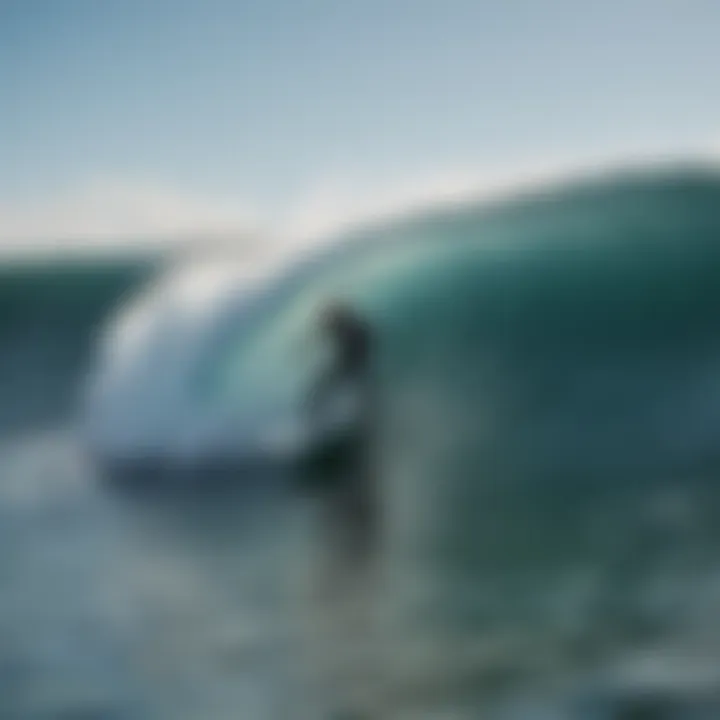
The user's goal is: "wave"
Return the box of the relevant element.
[7,165,720,716]
[2,166,720,474]
[5,166,720,703]
[64,166,720,471]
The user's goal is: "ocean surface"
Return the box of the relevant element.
[4,167,720,718]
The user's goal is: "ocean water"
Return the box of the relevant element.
[4,167,720,718]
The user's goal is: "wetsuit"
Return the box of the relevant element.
[300,310,382,718]
[300,310,378,562]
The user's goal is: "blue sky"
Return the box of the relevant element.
[0,0,718,243]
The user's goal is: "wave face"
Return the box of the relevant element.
[73,168,720,470]
[195,168,720,459]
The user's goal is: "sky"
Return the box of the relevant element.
[0,0,719,246]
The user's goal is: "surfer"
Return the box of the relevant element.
[299,301,382,719]
[302,300,379,565]
[307,302,373,423]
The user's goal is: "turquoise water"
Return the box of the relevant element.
[3,167,720,716]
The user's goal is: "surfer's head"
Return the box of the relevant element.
[318,300,372,371]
